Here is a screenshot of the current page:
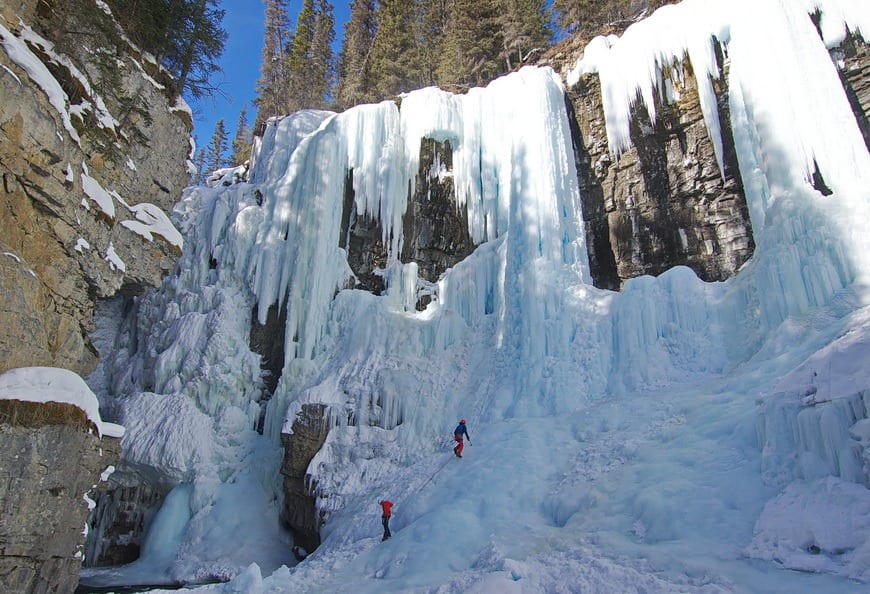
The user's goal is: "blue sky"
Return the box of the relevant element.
[191,1,351,153]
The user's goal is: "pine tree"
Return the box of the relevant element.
[418,0,449,88]
[280,0,336,112]
[498,0,551,71]
[254,0,293,131]
[105,0,226,100]
[285,0,319,113]
[335,0,378,110]
[552,0,667,35]
[368,0,425,100]
[205,118,229,175]
[551,0,584,34]
[192,147,207,184]
[309,0,337,108]
[437,0,503,88]
[169,0,227,99]
[231,106,253,166]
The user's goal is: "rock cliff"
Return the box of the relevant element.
[838,35,870,152]
[0,0,190,378]
[342,138,475,304]
[0,0,190,588]
[537,27,870,290]
[0,400,119,594]
[537,31,754,290]
[280,404,330,554]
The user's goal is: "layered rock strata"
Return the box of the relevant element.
[0,0,190,377]
[0,0,190,586]
[540,30,870,291]
[838,36,870,152]
[342,138,475,304]
[0,400,119,594]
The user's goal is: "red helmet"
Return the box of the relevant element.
[460,419,466,424]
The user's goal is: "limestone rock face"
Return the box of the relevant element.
[537,37,754,290]
[83,477,164,568]
[342,138,475,304]
[0,401,119,594]
[0,0,190,377]
[838,36,870,152]
[565,62,754,290]
[280,404,330,553]
[538,31,870,291]
[400,139,475,306]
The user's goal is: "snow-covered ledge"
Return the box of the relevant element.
[0,366,124,438]
[0,366,123,593]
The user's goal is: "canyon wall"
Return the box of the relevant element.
[0,0,190,588]
[0,0,190,377]
[0,400,119,594]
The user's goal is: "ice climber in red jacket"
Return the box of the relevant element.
[379,499,393,541]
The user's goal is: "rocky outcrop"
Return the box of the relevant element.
[343,25,759,298]
[838,36,870,153]
[280,404,330,553]
[538,28,870,292]
[566,59,754,290]
[0,0,190,377]
[0,0,191,587]
[400,139,475,308]
[342,139,475,305]
[537,34,755,290]
[83,478,164,568]
[0,400,119,594]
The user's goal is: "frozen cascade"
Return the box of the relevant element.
[139,484,191,563]
[84,0,870,590]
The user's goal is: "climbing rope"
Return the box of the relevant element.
[416,451,454,493]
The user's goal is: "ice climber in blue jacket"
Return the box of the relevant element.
[453,419,471,458]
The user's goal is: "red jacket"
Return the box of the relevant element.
[380,500,393,517]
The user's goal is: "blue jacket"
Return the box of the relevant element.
[454,423,469,439]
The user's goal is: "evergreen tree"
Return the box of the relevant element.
[437,0,503,88]
[231,106,253,166]
[309,0,337,107]
[368,0,425,99]
[285,0,319,112]
[552,0,668,35]
[254,0,293,131]
[498,0,552,71]
[280,0,336,112]
[335,0,378,110]
[192,147,207,184]
[168,0,227,99]
[551,0,585,34]
[418,0,449,88]
[105,0,226,100]
[205,118,229,174]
